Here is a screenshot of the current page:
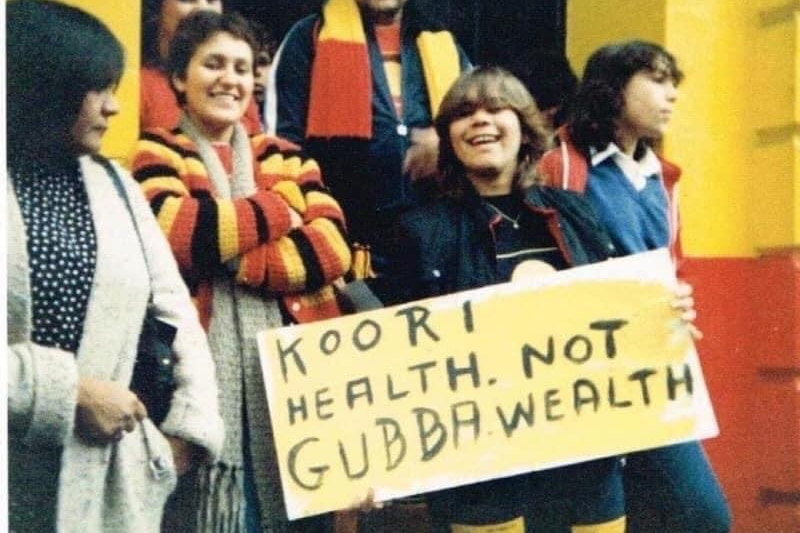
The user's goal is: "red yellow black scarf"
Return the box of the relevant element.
[306,0,461,139]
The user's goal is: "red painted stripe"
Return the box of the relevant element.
[682,253,800,532]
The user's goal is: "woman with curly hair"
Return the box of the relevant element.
[139,0,262,134]
[131,10,351,532]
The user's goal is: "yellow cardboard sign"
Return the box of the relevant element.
[257,249,718,519]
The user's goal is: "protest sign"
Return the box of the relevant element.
[257,249,719,519]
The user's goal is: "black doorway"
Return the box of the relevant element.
[227,0,566,65]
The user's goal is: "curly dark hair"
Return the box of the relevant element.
[568,40,683,159]
[434,66,551,197]
[167,10,257,106]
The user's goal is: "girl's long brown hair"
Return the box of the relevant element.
[434,66,552,197]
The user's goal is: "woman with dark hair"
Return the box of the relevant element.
[131,10,351,532]
[538,40,732,532]
[7,1,224,531]
[140,0,261,133]
[382,66,627,532]
[8,2,120,153]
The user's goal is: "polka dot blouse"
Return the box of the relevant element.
[11,158,97,355]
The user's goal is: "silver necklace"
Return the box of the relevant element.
[485,202,521,229]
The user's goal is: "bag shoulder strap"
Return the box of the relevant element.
[93,155,154,291]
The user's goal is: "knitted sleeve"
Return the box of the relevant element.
[130,130,295,279]
[235,135,351,292]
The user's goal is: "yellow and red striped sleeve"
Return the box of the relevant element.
[130,129,296,278]
[235,135,351,292]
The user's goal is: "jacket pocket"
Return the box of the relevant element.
[99,419,179,531]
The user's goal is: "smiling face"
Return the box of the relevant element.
[448,104,522,196]
[172,31,253,142]
[615,64,678,154]
[68,86,120,155]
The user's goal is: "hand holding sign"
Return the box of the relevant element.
[672,281,702,340]
[257,250,719,519]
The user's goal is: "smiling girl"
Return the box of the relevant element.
[140,0,262,133]
[131,10,351,533]
[380,66,627,532]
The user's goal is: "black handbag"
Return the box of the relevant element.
[133,312,177,425]
[97,156,177,425]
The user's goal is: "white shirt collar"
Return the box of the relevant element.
[590,143,662,191]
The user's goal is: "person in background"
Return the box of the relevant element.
[131,10,351,532]
[249,18,278,130]
[140,0,262,134]
[506,51,578,132]
[381,65,628,533]
[269,0,470,279]
[537,40,732,533]
[7,1,224,531]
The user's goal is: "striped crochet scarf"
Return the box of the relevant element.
[307,0,461,139]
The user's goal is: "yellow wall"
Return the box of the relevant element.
[567,1,800,256]
[57,0,141,163]
[567,0,666,77]
[745,5,799,250]
[665,2,751,256]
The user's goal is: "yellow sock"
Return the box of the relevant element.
[451,516,525,533]
[571,515,626,533]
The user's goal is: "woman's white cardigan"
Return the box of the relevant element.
[7,156,225,532]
